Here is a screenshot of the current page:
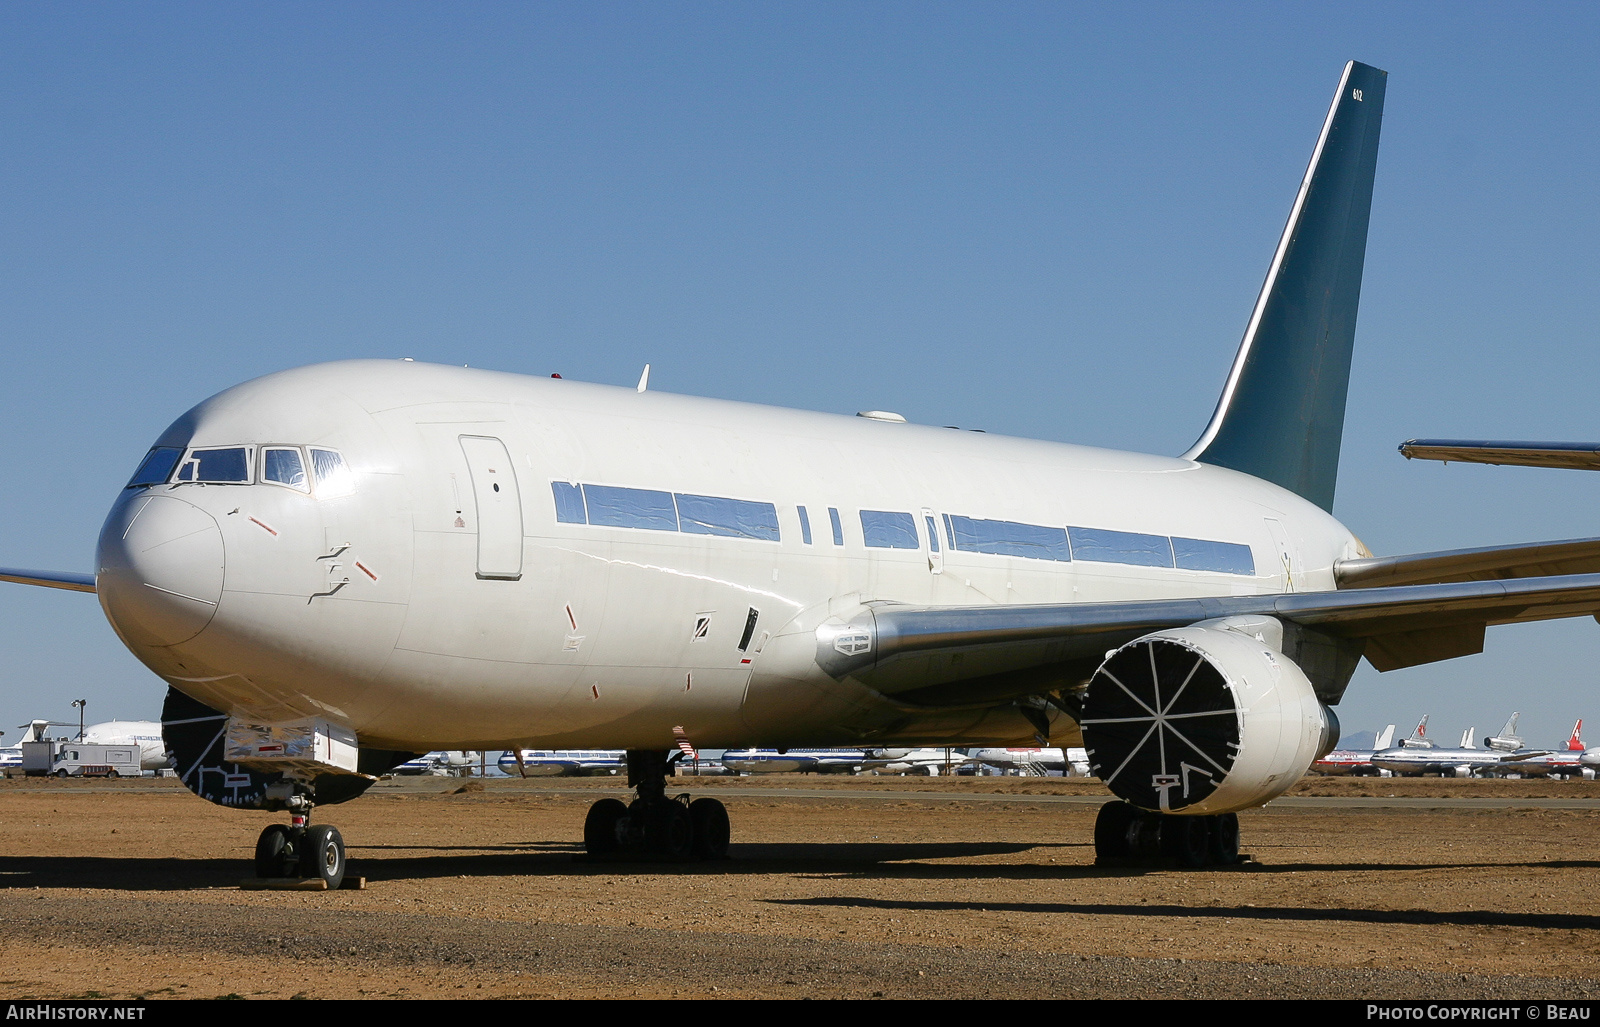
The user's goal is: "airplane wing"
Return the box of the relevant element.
[817,572,1600,707]
[1335,537,1600,588]
[0,568,96,593]
[1399,439,1600,470]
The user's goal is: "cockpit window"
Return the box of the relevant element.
[309,448,355,498]
[126,447,183,488]
[175,447,252,484]
[262,447,309,492]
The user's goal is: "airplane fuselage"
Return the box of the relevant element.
[96,360,1363,755]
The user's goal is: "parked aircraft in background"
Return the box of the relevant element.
[968,747,1092,777]
[497,750,626,777]
[1370,714,1549,777]
[865,748,974,776]
[719,748,872,774]
[15,61,1600,882]
[1492,721,1591,778]
[393,751,481,776]
[1309,724,1395,776]
[80,720,170,772]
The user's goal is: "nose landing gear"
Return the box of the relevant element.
[581,750,731,862]
[251,796,350,889]
[1093,800,1244,868]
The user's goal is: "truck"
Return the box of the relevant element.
[45,742,142,779]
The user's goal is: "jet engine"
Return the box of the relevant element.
[1080,618,1338,816]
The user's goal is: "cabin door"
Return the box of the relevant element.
[458,435,524,580]
[1263,517,1299,593]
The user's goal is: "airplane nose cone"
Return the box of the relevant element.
[97,494,225,647]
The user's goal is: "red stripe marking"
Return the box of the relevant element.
[356,561,378,581]
[249,517,278,536]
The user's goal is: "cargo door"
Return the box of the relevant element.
[459,435,523,580]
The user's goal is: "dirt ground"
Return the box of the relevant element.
[2,773,1599,1000]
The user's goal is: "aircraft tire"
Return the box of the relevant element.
[1093,801,1136,860]
[689,797,730,860]
[1169,816,1211,869]
[255,824,293,878]
[302,824,346,890]
[645,801,693,861]
[1207,812,1240,865]
[583,798,628,857]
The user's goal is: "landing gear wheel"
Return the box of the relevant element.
[689,797,730,860]
[301,824,346,890]
[255,824,295,878]
[584,798,628,857]
[1207,812,1240,865]
[1167,816,1212,868]
[644,800,693,861]
[1093,801,1135,860]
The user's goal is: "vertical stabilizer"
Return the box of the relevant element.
[1183,61,1387,512]
[1373,724,1395,749]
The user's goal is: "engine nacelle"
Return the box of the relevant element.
[1080,618,1338,816]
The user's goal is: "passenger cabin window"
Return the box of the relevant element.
[946,514,1071,561]
[1172,536,1255,575]
[1067,527,1174,568]
[126,447,183,488]
[552,481,782,542]
[175,447,251,484]
[309,448,355,498]
[675,494,780,541]
[828,507,844,546]
[860,510,919,550]
[798,506,812,545]
[262,447,309,492]
[583,485,678,531]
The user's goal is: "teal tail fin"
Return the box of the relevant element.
[1183,61,1387,512]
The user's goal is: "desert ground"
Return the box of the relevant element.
[2,773,1599,1000]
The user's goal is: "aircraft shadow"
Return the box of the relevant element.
[764,895,1600,933]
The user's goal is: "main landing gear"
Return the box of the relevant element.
[583,750,731,862]
[1093,800,1243,869]
[253,795,348,889]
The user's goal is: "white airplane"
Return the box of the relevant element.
[4,719,169,773]
[719,748,872,774]
[394,750,481,776]
[1370,714,1549,777]
[80,720,170,772]
[1308,724,1395,776]
[9,59,1600,881]
[863,748,974,776]
[965,747,1090,777]
[497,749,626,777]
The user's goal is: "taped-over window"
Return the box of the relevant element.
[674,493,780,541]
[309,448,355,498]
[947,515,1070,561]
[582,485,678,531]
[551,482,586,524]
[1069,526,1174,568]
[262,448,308,492]
[1172,537,1255,575]
[860,510,918,550]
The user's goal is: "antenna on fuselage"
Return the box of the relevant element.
[637,364,651,393]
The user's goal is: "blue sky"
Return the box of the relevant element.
[2,2,1598,750]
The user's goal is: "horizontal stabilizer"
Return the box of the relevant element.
[1400,439,1600,471]
[0,568,96,593]
[1335,537,1600,589]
